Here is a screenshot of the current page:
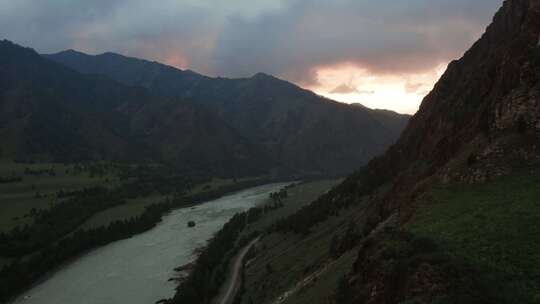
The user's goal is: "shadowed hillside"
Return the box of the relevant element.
[0,40,274,177]
[46,50,410,176]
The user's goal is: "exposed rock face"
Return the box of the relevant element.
[362,0,540,187]
[494,81,540,132]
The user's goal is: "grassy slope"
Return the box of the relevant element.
[407,169,540,302]
[283,248,358,304]
[243,180,341,235]
[240,179,363,304]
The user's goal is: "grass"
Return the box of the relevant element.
[0,161,116,232]
[241,209,361,304]
[407,169,540,302]
[283,248,358,304]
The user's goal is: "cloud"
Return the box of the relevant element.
[330,83,359,94]
[0,0,503,85]
[358,90,376,95]
[405,82,424,94]
[211,0,502,84]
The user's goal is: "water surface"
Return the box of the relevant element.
[12,183,289,304]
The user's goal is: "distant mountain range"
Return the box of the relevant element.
[0,40,409,177]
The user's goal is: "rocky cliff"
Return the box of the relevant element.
[335,0,540,302]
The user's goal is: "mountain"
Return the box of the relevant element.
[333,1,540,301]
[203,0,540,303]
[0,40,274,176]
[45,51,410,176]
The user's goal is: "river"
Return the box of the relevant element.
[11,182,290,304]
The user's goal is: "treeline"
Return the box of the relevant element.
[329,221,363,259]
[24,167,56,176]
[269,188,288,205]
[0,176,22,184]
[117,164,196,196]
[1,169,195,256]
[0,187,124,257]
[272,166,390,235]
[271,189,347,235]
[171,212,248,304]
[188,178,280,204]
[0,202,171,303]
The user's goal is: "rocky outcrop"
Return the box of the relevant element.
[354,0,540,189]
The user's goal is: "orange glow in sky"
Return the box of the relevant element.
[163,54,189,70]
[307,63,447,114]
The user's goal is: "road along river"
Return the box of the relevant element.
[11,183,290,304]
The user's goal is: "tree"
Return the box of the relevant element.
[329,235,340,258]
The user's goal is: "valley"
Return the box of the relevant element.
[0,159,277,302]
[2,0,540,303]
[7,182,291,304]
[0,37,408,303]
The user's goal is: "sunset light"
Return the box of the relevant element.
[308,63,447,114]
[3,0,538,303]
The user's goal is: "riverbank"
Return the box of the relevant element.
[215,237,260,304]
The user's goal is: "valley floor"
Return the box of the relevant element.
[0,160,277,303]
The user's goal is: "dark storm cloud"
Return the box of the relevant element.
[0,0,502,83]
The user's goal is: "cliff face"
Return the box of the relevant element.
[387,0,540,173]
[337,1,540,302]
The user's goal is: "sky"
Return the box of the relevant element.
[0,0,502,114]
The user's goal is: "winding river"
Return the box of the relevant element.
[11,183,290,304]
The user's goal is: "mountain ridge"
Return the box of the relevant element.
[0,39,277,176]
[45,48,410,176]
